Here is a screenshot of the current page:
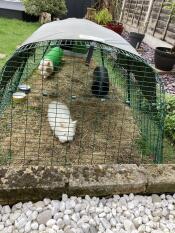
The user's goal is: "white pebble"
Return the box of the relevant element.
[3,205,11,214]
[44,198,51,205]
[46,219,56,227]
[0,223,4,230]
[37,210,52,225]
[65,209,73,215]
[63,214,70,225]
[15,214,28,230]
[81,223,90,233]
[138,224,146,233]
[59,202,65,212]
[128,202,135,209]
[71,213,80,222]
[2,213,9,222]
[4,219,11,227]
[46,228,56,233]
[39,224,46,231]
[106,229,113,233]
[99,212,106,218]
[15,202,23,209]
[0,194,174,233]
[10,211,21,223]
[4,226,13,233]
[133,217,142,228]
[57,218,64,229]
[101,218,110,229]
[168,204,174,210]
[24,221,31,232]
[31,211,38,220]
[52,225,60,231]
[110,217,116,226]
[123,219,136,232]
[31,221,38,230]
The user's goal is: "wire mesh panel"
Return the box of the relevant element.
[0,40,165,166]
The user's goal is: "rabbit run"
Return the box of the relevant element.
[38,47,63,79]
[48,101,77,143]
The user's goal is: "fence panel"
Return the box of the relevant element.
[121,0,175,45]
[65,0,94,19]
[122,0,150,30]
[147,0,175,44]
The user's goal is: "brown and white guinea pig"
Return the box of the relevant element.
[38,59,54,79]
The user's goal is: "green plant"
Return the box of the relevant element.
[164,95,175,142]
[22,0,67,18]
[164,0,175,15]
[95,8,112,25]
[93,0,122,21]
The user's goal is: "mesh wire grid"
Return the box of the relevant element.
[0,40,165,166]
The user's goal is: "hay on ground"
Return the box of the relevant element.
[0,55,142,165]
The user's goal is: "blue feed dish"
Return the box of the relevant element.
[18,84,31,94]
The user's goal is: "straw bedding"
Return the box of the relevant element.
[0,55,141,165]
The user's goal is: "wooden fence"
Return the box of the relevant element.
[121,0,175,45]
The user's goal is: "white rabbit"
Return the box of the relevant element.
[38,59,54,79]
[48,101,77,143]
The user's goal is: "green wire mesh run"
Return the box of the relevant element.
[0,40,165,166]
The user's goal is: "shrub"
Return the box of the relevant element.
[22,0,67,18]
[95,8,112,25]
[164,95,175,142]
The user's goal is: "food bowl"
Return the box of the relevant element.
[18,84,31,94]
[13,92,27,103]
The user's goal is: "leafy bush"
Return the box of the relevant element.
[95,8,112,25]
[22,0,67,17]
[164,0,175,15]
[165,95,175,141]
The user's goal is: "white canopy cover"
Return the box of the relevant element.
[22,18,139,56]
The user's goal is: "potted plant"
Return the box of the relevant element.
[154,0,175,71]
[95,8,124,35]
[105,22,124,35]
[105,0,124,35]
[95,8,112,25]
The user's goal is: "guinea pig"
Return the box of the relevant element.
[48,101,77,143]
[38,59,54,79]
[91,66,109,98]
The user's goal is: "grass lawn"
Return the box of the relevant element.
[0,17,40,68]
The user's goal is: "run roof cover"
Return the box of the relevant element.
[22,18,139,56]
